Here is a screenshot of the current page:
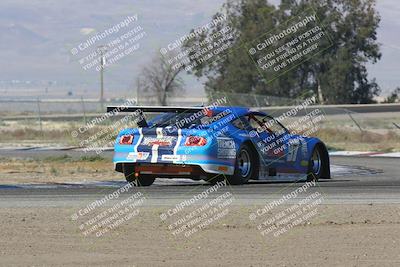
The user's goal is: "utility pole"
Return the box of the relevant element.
[136,78,140,105]
[98,45,107,111]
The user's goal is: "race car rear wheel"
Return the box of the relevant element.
[226,143,257,185]
[123,164,155,186]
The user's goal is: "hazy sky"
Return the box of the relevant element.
[367,0,400,93]
[0,0,398,97]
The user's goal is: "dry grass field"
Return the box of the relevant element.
[1,112,399,152]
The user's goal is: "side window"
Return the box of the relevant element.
[255,115,287,135]
[243,112,288,135]
[232,117,246,130]
[233,114,261,130]
[262,116,286,135]
[248,116,260,129]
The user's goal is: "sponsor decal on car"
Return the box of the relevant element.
[217,138,236,159]
[127,152,150,160]
[141,136,175,146]
[287,138,300,162]
[299,137,308,159]
[161,155,180,161]
[161,155,188,161]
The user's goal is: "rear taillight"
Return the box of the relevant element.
[184,136,207,146]
[204,109,213,117]
[119,134,134,145]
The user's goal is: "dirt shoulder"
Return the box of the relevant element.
[1,205,399,267]
[0,155,119,184]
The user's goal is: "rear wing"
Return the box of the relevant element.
[106,106,204,113]
[106,106,206,127]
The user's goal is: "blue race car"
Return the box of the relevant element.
[107,105,330,186]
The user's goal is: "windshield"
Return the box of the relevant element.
[148,112,206,129]
[147,109,231,129]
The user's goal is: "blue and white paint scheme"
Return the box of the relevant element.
[108,105,330,185]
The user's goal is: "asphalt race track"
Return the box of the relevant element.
[1,150,399,207]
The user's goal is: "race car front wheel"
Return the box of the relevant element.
[123,164,155,186]
[307,144,328,182]
[226,143,257,185]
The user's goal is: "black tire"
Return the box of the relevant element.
[307,145,325,182]
[123,164,155,186]
[226,143,258,185]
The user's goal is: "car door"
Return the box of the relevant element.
[247,112,301,174]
